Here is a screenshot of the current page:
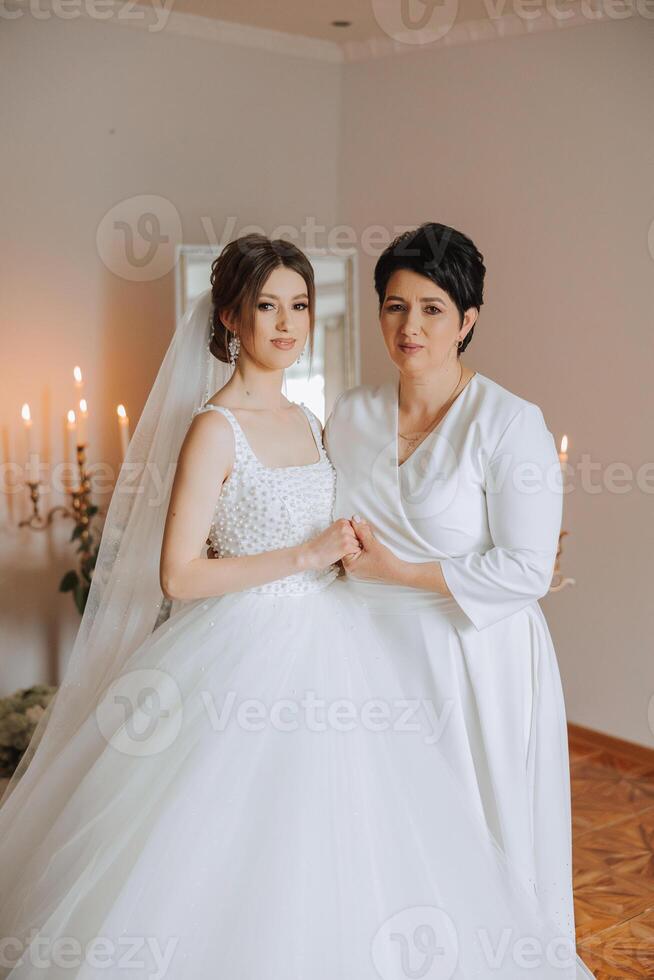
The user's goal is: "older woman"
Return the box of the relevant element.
[324,222,595,978]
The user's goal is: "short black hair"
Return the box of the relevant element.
[374,222,485,355]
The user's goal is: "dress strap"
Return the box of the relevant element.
[191,404,252,465]
[297,403,326,460]
[192,403,232,423]
[193,402,324,466]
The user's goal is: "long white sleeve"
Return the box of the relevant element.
[440,403,563,631]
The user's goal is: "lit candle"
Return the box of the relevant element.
[66,409,78,490]
[21,403,39,483]
[116,404,130,460]
[73,365,84,400]
[78,398,89,447]
[558,434,568,466]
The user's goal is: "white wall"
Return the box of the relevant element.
[339,17,654,746]
[0,14,342,688]
[2,12,653,746]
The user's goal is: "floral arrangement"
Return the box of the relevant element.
[0,685,57,778]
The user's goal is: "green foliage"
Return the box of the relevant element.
[59,505,102,615]
[0,685,58,777]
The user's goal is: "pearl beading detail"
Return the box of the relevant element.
[191,402,339,595]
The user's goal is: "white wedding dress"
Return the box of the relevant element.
[0,400,586,979]
[324,373,596,980]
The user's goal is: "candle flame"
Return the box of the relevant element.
[67,409,76,424]
[79,398,88,414]
[116,404,127,419]
[560,434,568,454]
[21,403,31,422]
[73,366,83,383]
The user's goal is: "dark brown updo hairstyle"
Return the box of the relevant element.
[209,234,316,364]
[374,222,485,356]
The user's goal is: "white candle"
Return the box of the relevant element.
[78,398,88,447]
[116,404,130,461]
[73,365,84,400]
[66,409,78,490]
[21,403,39,483]
[558,434,568,466]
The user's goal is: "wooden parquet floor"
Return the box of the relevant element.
[570,727,654,978]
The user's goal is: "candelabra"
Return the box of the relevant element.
[550,530,575,592]
[19,443,100,533]
[19,443,104,613]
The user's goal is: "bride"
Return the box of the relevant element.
[0,234,580,979]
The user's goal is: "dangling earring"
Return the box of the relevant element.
[228,333,240,367]
[296,348,305,364]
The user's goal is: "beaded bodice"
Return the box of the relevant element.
[191,401,339,595]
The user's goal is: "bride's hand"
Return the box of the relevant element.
[342,516,399,583]
[301,519,362,571]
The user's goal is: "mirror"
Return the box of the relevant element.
[175,244,360,423]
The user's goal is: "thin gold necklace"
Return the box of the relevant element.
[398,363,464,452]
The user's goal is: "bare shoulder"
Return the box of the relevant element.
[184,407,235,467]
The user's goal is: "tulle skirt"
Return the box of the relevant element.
[0,579,588,979]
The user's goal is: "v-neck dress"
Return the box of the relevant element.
[324,372,596,980]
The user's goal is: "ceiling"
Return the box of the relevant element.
[143,0,554,43]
